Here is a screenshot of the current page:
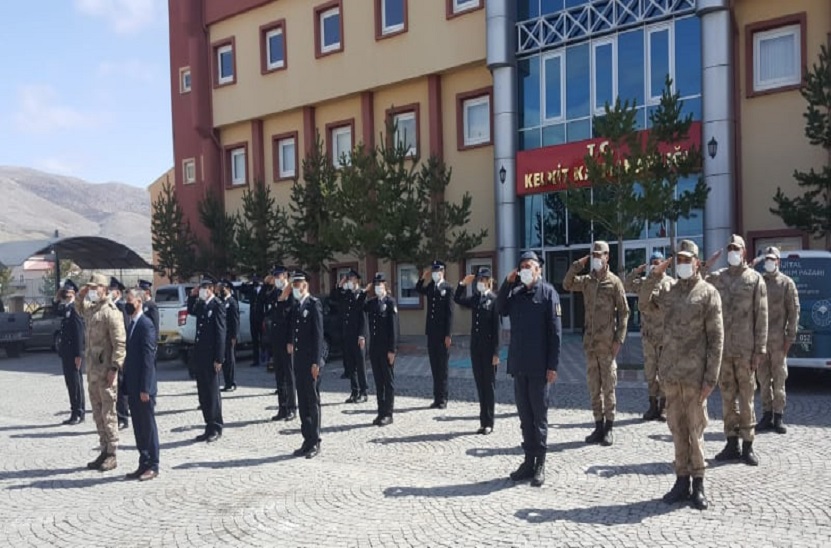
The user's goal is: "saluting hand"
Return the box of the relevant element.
[339,276,347,287]
[365,283,373,294]
[653,258,673,276]
[507,269,518,283]
[704,249,722,269]
[579,255,590,267]
[190,286,199,297]
[635,264,647,275]
[280,284,292,300]
[461,274,475,286]
[422,268,431,280]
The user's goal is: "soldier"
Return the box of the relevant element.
[364,273,399,426]
[268,267,297,421]
[564,241,630,446]
[108,277,131,431]
[55,280,85,425]
[286,271,324,458]
[415,260,455,409]
[625,251,673,421]
[331,270,369,403]
[757,246,799,434]
[76,272,127,472]
[704,235,768,466]
[219,280,240,392]
[188,276,226,443]
[454,267,501,434]
[641,240,723,511]
[249,275,265,367]
[497,251,561,487]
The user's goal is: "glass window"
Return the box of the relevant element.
[519,128,541,151]
[397,264,419,306]
[753,24,801,92]
[675,16,701,97]
[680,96,701,121]
[266,28,285,70]
[331,126,352,168]
[179,68,191,93]
[566,192,592,244]
[320,7,341,53]
[382,0,405,33]
[393,111,417,156]
[566,43,590,119]
[541,0,562,16]
[230,148,246,185]
[566,119,590,142]
[278,138,296,179]
[648,25,672,102]
[543,192,567,247]
[518,57,540,129]
[542,124,565,146]
[543,52,564,121]
[565,0,587,8]
[593,39,616,114]
[618,29,644,106]
[183,159,196,184]
[518,0,539,20]
[453,0,480,14]
[523,195,543,248]
[677,176,705,237]
[463,96,491,146]
[217,45,234,84]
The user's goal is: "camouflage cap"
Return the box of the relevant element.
[676,240,699,258]
[728,234,746,249]
[592,241,610,254]
[85,272,109,287]
[764,246,781,260]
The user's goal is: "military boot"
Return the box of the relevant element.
[585,420,605,444]
[691,477,709,510]
[741,441,759,466]
[642,398,660,421]
[530,455,546,487]
[773,413,787,434]
[509,454,535,482]
[662,475,691,504]
[86,450,107,470]
[714,436,741,461]
[98,453,117,472]
[600,420,614,447]
[756,411,773,431]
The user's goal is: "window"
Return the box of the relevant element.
[261,21,287,73]
[229,147,247,186]
[378,0,406,37]
[647,24,674,103]
[388,106,418,157]
[542,52,564,122]
[315,2,343,57]
[457,89,492,149]
[397,264,420,307]
[215,42,235,85]
[329,123,353,168]
[179,67,191,94]
[274,134,297,180]
[182,159,196,184]
[753,24,801,93]
[592,38,617,114]
[448,0,481,17]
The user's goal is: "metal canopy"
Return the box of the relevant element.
[0,236,152,270]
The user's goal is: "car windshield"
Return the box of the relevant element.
[156,287,192,305]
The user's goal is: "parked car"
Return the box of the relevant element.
[155,283,196,361]
[26,306,63,351]
[0,311,32,358]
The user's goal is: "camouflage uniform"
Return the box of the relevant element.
[760,262,799,415]
[625,270,672,400]
[76,277,127,456]
[564,244,630,424]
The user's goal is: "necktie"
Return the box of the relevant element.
[128,320,136,340]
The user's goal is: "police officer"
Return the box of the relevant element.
[364,273,399,426]
[564,241,630,446]
[137,280,159,336]
[188,276,226,443]
[249,275,265,367]
[704,235,768,466]
[76,273,127,472]
[757,246,799,434]
[625,251,673,421]
[642,240,723,511]
[55,280,86,425]
[108,277,131,431]
[268,267,297,421]
[287,271,324,458]
[415,260,455,408]
[454,267,501,434]
[331,270,369,403]
[497,251,561,488]
[219,280,240,392]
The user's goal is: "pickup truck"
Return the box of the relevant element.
[155,283,197,361]
[26,306,63,351]
[0,311,32,358]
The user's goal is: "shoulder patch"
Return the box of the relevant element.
[555,303,562,317]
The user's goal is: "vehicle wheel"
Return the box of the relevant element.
[52,332,61,352]
[156,344,178,361]
[6,342,23,358]
[180,348,190,366]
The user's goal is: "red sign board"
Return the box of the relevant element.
[515,122,702,196]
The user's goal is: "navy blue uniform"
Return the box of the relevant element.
[290,295,325,449]
[415,279,455,405]
[454,284,501,429]
[268,292,297,414]
[188,295,226,436]
[365,295,399,419]
[330,286,369,397]
[123,313,159,473]
[142,299,160,336]
[222,294,240,389]
[57,301,86,421]
[249,285,266,365]
[497,278,562,458]
[114,300,131,426]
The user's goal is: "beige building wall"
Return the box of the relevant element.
[264,108,305,208]
[221,123,254,215]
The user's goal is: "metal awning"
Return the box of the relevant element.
[0,236,152,270]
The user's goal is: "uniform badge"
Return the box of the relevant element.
[303,309,309,318]
[555,303,562,317]
[441,289,447,297]
[225,303,230,309]
[393,305,398,314]
[208,310,213,318]
[65,311,71,318]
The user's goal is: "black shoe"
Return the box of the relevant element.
[509,456,535,482]
[437,402,447,410]
[206,432,222,443]
[68,416,83,426]
[195,433,209,442]
[125,468,144,480]
[741,440,759,466]
[642,398,660,421]
[372,416,382,426]
[284,411,296,422]
[305,444,321,459]
[87,451,107,470]
[345,394,358,404]
[530,456,546,487]
[773,413,787,434]
[378,416,393,426]
[756,411,773,431]
[691,477,708,510]
[600,420,614,447]
[118,421,129,431]
[585,420,604,444]
[476,427,486,435]
[293,444,311,457]
[662,475,691,504]
[62,416,75,425]
[273,408,288,421]
[222,385,236,392]
[429,401,441,409]
[356,393,368,403]
[714,436,741,461]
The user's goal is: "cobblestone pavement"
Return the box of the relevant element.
[1,343,830,548]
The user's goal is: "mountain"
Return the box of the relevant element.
[0,166,152,260]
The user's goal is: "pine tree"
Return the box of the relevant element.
[235,181,287,276]
[197,189,239,277]
[151,180,196,282]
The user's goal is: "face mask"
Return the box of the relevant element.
[676,263,694,280]
[86,289,100,303]
[519,268,534,286]
[198,288,208,301]
[476,282,487,293]
[63,298,73,305]
[764,260,777,273]
[591,258,604,272]
[108,291,119,301]
[374,285,386,298]
[727,250,742,267]
[292,288,303,300]
[431,272,442,283]
[125,302,136,316]
[274,279,286,290]
[345,281,354,291]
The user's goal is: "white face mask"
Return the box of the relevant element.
[274,279,286,290]
[476,282,487,293]
[727,250,743,267]
[292,288,303,300]
[676,263,694,280]
[108,291,119,301]
[86,289,100,303]
[591,258,604,272]
[374,285,386,298]
[198,288,209,301]
[345,281,354,291]
[764,260,777,273]
[519,268,534,286]
[431,272,442,283]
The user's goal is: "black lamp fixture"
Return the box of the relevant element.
[707,136,718,159]
[499,165,507,184]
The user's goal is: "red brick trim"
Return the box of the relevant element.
[272,131,300,182]
[745,12,807,98]
[211,37,237,88]
[325,118,356,167]
[260,19,288,74]
[375,0,408,41]
[428,74,443,159]
[361,91,375,149]
[314,0,344,59]
[303,107,317,157]
[456,86,493,151]
[223,141,250,189]
[446,0,482,20]
[385,103,421,157]
[251,119,265,183]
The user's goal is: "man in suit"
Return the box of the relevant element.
[137,280,160,336]
[268,267,297,421]
[55,280,86,425]
[108,277,131,431]
[415,260,455,409]
[219,280,240,392]
[122,288,160,481]
[364,273,399,426]
[285,271,324,458]
[331,269,369,403]
[188,276,226,443]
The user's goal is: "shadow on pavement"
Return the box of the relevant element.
[0,423,63,432]
[0,466,86,481]
[433,412,517,422]
[584,462,673,478]
[369,431,475,445]
[648,432,722,444]
[10,430,93,439]
[383,477,514,498]
[466,446,523,458]
[515,498,676,525]
[7,475,124,491]
[172,453,296,470]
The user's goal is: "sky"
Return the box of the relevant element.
[0,0,172,188]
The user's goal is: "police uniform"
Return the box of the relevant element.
[56,280,86,424]
[289,271,325,458]
[331,269,369,402]
[415,260,455,408]
[266,267,297,421]
[188,276,226,442]
[365,273,399,426]
[109,277,131,431]
[454,268,501,433]
[138,280,160,336]
[497,251,562,487]
[220,280,240,391]
[249,276,266,367]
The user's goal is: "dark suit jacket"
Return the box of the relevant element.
[57,301,85,360]
[364,296,399,356]
[123,314,157,397]
[290,296,324,367]
[415,279,455,339]
[188,295,226,370]
[330,287,369,339]
[223,295,240,342]
[143,300,160,337]
[454,284,501,356]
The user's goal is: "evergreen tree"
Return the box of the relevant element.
[197,189,239,277]
[151,180,196,282]
[235,181,287,276]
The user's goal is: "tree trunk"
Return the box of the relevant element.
[617,234,625,276]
